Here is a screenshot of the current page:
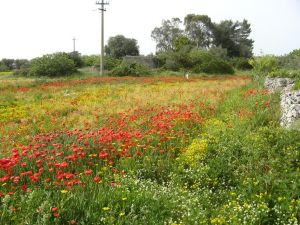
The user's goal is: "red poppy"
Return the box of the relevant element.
[93,176,101,183]
[84,170,92,176]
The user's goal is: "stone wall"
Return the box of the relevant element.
[264,77,294,93]
[280,90,300,127]
[264,77,300,127]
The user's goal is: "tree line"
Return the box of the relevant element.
[151,14,253,58]
[1,14,255,76]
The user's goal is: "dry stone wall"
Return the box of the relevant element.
[264,77,300,127]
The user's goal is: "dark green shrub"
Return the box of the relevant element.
[110,61,151,76]
[29,53,77,77]
[67,51,84,68]
[230,57,253,70]
[190,48,214,66]
[208,46,228,60]
[81,55,121,71]
[104,56,122,71]
[0,58,14,70]
[200,59,234,74]
[0,62,9,72]
[190,49,234,74]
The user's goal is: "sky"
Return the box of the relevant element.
[0,0,299,59]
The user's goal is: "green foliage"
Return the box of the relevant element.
[67,51,83,68]
[172,35,193,52]
[213,19,254,58]
[105,35,139,59]
[184,14,214,48]
[0,58,14,70]
[293,81,300,90]
[278,50,300,70]
[230,57,253,70]
[14,59,30,70]
[156,48,192,71]
[0,58,30,72]
[269,69,300,79]
[174,84,300,224]
[156,48,234,74]
[208,46,228,60]
[13,68,31,76]
[190,49,234,74]
[110,60,151,76]
[249,55,279,77]
[81,55,99,67]
[0,62,10,72]
[104,57,122,71]
[29,52,77,77]
[200,59,234,74]
[151,18,183,52]
[152,15,254,58]
[289,49,300,57]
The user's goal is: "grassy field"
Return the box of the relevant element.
[0,74,299,224]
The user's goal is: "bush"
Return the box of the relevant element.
[269,69,300,79]
[81,55,99,67]
[278,54,300,70]
[157,49,191,71]
[230,57,253,70]
[104,56,122,71]
[67,51,83,68]
[208,46,228,60]
[201,59,234,74]
[249,55,279,76]
[110,60,151,76]
[190,49,234,74]
[0,62,9,72]
[29,53,77,77]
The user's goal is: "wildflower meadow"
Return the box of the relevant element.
[0,74,299,224]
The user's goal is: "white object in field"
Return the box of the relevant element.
[185,73,189,80]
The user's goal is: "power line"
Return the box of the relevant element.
[96,0,109,76]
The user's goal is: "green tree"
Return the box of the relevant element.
[213,19,254,58]
[289,49,300,57]
[151,18,183,52]
[105,35,139,59]
[14,59,30,70]
[0,62,9,72]
[184,14,214,48]
[172,35,193,52]
[30,52,76,77]
[1,58,14,70]
[67,51,83,68]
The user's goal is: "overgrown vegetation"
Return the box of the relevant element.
[110,61,151,76]
[0,75,299,224]
[249,49,300,81]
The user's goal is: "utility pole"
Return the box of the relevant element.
[73,37,76,52]
[96,0,109,76]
